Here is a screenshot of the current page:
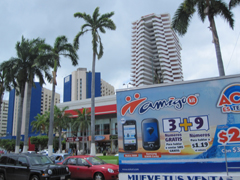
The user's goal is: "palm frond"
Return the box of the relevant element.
[197,0,206,22]
[229,0,240,9]
[211,0,234,29]
[93,7,100,23]
[73,31,85,50]
[97,35,103,60]
[172,1,196,36]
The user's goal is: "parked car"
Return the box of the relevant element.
[27,151,37,154]
[50,153,70,163]
[58,155,119,180]
[38,149,48,155]
[0,153,70,180]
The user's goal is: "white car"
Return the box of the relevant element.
[38,149,48,155]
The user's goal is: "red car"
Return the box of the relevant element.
[58,155,119,180]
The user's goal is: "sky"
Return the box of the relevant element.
[1,0,240,102]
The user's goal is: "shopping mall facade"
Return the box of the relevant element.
[57,94,118,154]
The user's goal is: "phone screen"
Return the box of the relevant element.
[142,118,160,150]
[123,121,137,151]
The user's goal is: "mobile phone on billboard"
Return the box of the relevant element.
[123,120,138,151]
[142,118,160,150]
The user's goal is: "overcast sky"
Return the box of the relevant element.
[1,0,240,102]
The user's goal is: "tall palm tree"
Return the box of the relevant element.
[73,7,116,155]
[229,0,240,8]
[54,105,71,153]
[72,108,91,154]
[22,40,52,153]
[39,36,78,156]
[172,0,234,76]
[8,36,51,153]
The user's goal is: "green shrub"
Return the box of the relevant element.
[103,150,106,156]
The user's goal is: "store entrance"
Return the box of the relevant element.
[96,141,111,153]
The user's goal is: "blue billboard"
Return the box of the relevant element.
[116,75,240,179]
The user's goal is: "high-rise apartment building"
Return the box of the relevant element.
[0,100,8,136]
[63,68,115,102]
[6,82,60,138]
[130,13,183,87]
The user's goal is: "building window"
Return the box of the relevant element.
[95,125,100,135]
[104,124,110,135]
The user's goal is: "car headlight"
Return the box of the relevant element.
[108,168,114,173]
[48,169,52,175]
[66,167,69,172]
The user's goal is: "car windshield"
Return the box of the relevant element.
[29,156,53,165]
[86,156,106,165]
[63,155,70,159]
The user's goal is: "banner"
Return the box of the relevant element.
[116,75,240,174]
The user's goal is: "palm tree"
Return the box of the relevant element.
[172,0,234,76]
[229,0,240,8]
[72,108,91,154]
[39,36,78,156]
[73,7,116,155]
[54,105,71,153]
[8,36,51,153]
[22,40,52,153]
[31,112,50,150]
[31,112,50,135]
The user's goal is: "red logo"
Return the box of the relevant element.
[121,93,147,116]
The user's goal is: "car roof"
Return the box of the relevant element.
[52,153,69,156]
[67,155,94,158]
[1,153,46,157]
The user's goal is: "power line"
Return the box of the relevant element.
[226,31,240,71]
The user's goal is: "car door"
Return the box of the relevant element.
[14,156,29,180]
[65,157,78,179]
[5,156,17,180]
[77,158,93,179]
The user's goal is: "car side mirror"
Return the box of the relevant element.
[84,163,91,167]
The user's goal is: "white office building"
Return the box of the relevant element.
[64,68,115,102]
[131,13,183,87]
[0,100,8,136]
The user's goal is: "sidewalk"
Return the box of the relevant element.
[96,153,103,156]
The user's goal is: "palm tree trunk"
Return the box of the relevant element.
[208,15,225,76]
[48,74,56,157]
[15,84,25,153]
[90,52,96,156]
[59,128,62,153]
[23,81,32,153]
[0,84,4,116]
[82,132,85,154]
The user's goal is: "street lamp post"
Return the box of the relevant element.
[123,82,132,88]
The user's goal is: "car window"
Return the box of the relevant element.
[0,156,8,164]
[63,155,70,159]
[86,156,106,165]
[50,156,55,161]
[17,157,28,166]
[7,157,17,165]
[29,156,53,165]
[78,158,89,166]
[66,158,77,165]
